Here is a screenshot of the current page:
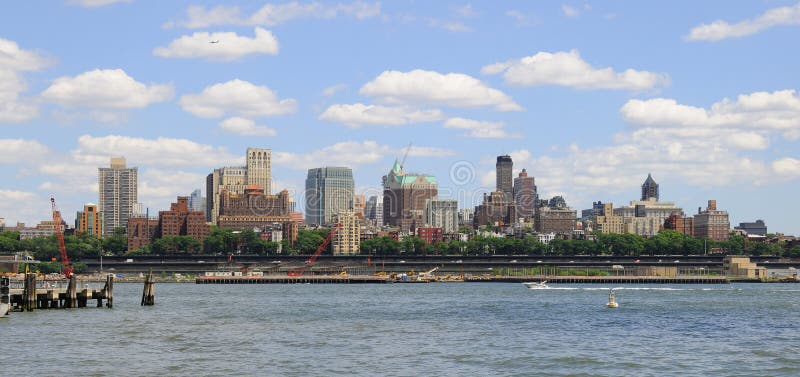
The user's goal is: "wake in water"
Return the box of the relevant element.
[528,286,741,292]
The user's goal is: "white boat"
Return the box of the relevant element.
[522,281,549,289]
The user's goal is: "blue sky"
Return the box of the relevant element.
[1,1,799,234]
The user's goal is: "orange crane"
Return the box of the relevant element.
[50,197,73,278]
[288,224,341,277]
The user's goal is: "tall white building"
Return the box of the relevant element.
[247,147,271,194]
[98,157,137,237]
[332,210,360,255]
[425,198,459,233]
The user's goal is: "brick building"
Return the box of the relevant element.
[693,200,730,241]
[158,196,210,244]
[127,215,158,251]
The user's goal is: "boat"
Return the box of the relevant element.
[522,281,549,289]
[607,290,619,308]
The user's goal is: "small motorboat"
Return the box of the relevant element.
[607,290,619,308]
[522,281,549,289]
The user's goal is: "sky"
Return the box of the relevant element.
[1,1,799,234]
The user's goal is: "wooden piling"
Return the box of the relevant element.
[141,270,154,306]
[23,273,36,311]
[66,275,77,308]
[104,274,114,308]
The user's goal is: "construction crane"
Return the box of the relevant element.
[399,142,412,171]
[288,224,341,277]
[50,197,73,278]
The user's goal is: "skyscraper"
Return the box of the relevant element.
[641,173,659,201]
[98,157,137,237]
[365,195,384,227]
[188,189,203,212]
[496,155,513,201]
[247,147,271,194]
[513,168,537,220]
[206,147,271,225]
[305,167,355,226]
[383,160,438,232]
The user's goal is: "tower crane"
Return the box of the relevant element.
[399,142,412,171]
[50,197,73,278]
[288,224,341,277]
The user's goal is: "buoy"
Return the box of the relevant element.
[607,289,619,308]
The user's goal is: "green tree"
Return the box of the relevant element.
[203,227,237,254]
[787,245,800,258]
[0,235,19,253]
[102,227,128,255]
[296,230,324,254]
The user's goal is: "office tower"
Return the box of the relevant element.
[188,189,203,212]
[98,157,137,237]
[305,167,355,226]
[247,147,271,195]
[365,195,384,227]
[496,155,513,201]
[641,173,659,201]
[382,160,438,232]
[424,198,459,233]
[693,200,730,241]
[207,147,272,224]
[513,168,537,221]
[76,203,103,238]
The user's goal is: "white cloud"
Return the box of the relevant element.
[179,79,296,119]
[273,141,454,170]
[139,169,206,203]
[219,117,277,136]
[319,103,444,127]
[0,190,44,226]
[561,4,579,18]
[153,27,279,61]
[506,10,538,26]
[0,139,50,163]
[167,2,381,29]
[686,2,800,41]
[274,141,390,169]
[772,158,800,177]
[428,19,471,32]
[621,90,800,137]
[68,0,132,7]
[0,38,50,123]
[72,134,243,167]
[360,69,521,111]
[455,4,477,18]
[41,69,174,109]
[322,83,347,97]
[482,50,669,91]
[443,117,519,139]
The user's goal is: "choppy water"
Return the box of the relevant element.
[2,283,800,376]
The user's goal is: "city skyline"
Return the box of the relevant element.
[1,1,799,233]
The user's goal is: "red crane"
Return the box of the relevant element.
[50,197,73,278]
[288,224,341,277]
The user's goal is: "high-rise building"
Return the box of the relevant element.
[246,147,271,195]
[382,160,438,232]
[496,155,513,201]
[536,207,577,234]
[188,189,203,212]
[98,157,137,237]
[158,196,210,246]
[365,195,384,227]
[305,167,355,226]
[693,200,730,241]
[641,173,659,201]
[474,191,515,228]
[332,210,360,255]
[206,148,272,224]
[126,215,158,251]
[513,168,537,221]
[354,194,366,219]
[613,198,683,236]
[458,208,474,226]
[76,203,103,238]
[595,203,624,234]
[424,198,459,233]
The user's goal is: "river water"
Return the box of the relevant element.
[2,283,799,376]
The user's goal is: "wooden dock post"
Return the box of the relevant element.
[66,275,77,308]
[23,273,36,312]
[1,276,9,316]
[104,274,114,308]
[141,270,154,306]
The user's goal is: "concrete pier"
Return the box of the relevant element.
[196,275,392,284]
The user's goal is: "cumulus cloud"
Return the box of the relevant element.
[360,69,521,111]
[322,83,347,96]
[274,141,454,170]
[0,139,50,163]
[0,38,51,123]
[686,2,800,41]
[153,27,279,61]
[319,103,444,127]
[443,117,519,138]
[72,134,243,167]
[772,158,800,177]
[219,117,277,136]
[166,1,381,29]
[621,90,800,138]
[41,69,174,109]
[68,0,132,7]
[179,79,296,119]
[482,50,669,91]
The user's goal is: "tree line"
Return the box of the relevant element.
[2,228,799,259]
